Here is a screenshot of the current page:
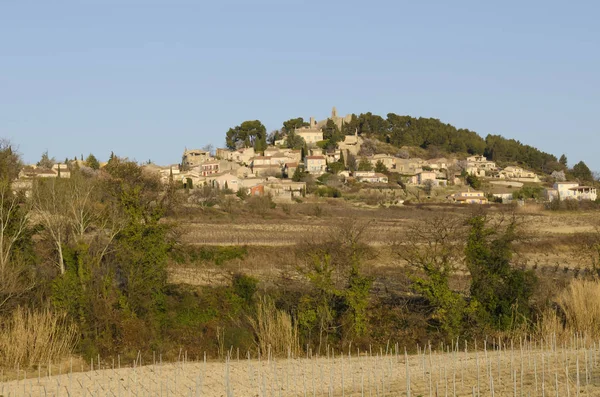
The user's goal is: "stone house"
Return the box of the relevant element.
[199,161,220,177]
[250,156,271,167]
[283,162,298,178]
[368,154,395,170]
[296,127,323,145]
[465,155,497,176]
[355,172,388,184]
[263,147,280,157]
[217,147,256,164]
[265,179,306,200]
[251,164,281,178]
[394,158,425,174]
[269,153,289,167]
[408,171,437,185]
[210,173,240,192]
[304,156,327,175]
[499,166,540,182]
[426,158,451,170]
[325,150,342,164]
[182,149,212,168]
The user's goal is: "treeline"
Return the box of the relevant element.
[339,112,561,173]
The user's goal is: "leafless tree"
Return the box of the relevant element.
[0,180,34,311]
[32,178,71,274]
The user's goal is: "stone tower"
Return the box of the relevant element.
[331,106,338,119]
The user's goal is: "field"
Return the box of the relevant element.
[171,201,600,290]
[3,337,600,396]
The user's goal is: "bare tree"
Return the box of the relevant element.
[32,179,71,274]
[0,180,34,311]
[68,173,97,238]
[202,144,215,156]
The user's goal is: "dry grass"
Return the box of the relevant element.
[248,296,300,357]
[0,307,79,368]
[556,279,600,338]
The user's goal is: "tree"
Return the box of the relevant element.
[225,120,267,152]
[328,162,345,175]
[37,151,55,170]
[347,153,357,172]
[399,215,467,340]
[465,213,537,331]
[466,174,481,189]
[267,130,284,145]
[85,154,100,170]
[559,154,568,168]
[285,130,306,150]
[32,178,71,274]
[282,117,309,135]
[0,140,22,181]
[0,178,34,312]
[297,219,373,351]
[374,160,388,173]
[572,161,593,182]
[202,144,215,156]
[292,166,304,182]
[357,158,373,171]
[322,119,343,146]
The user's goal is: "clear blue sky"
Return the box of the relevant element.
[2,0,599,170]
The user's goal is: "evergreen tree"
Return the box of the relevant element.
[357,158,373,171]
[292,166,303,182]
[559,154,568,168]
[374,160,388,173]
[37,151,55,169]
[572,161,593,181]
[85,154,100,170]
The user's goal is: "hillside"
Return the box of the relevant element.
[339,112,561,173]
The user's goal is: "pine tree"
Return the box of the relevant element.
[559,154,568,168]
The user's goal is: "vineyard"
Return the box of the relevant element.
[2,336,600,396]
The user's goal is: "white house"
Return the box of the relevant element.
[553,182,597,201]
[554,182,581,200]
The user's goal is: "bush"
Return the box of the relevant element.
[315,186,342,198]
[247,195,276,216]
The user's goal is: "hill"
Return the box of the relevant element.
[340,112,561,173]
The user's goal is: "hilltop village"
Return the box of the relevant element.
[14,107,597,206]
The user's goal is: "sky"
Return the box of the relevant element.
[1,0,599,170]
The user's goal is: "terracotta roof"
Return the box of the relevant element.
[285,162,298,167]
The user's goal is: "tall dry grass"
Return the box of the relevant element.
[537,279,600,342]
[0,307,79,368]
[557,279,600,337]
[248,296,299,357]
